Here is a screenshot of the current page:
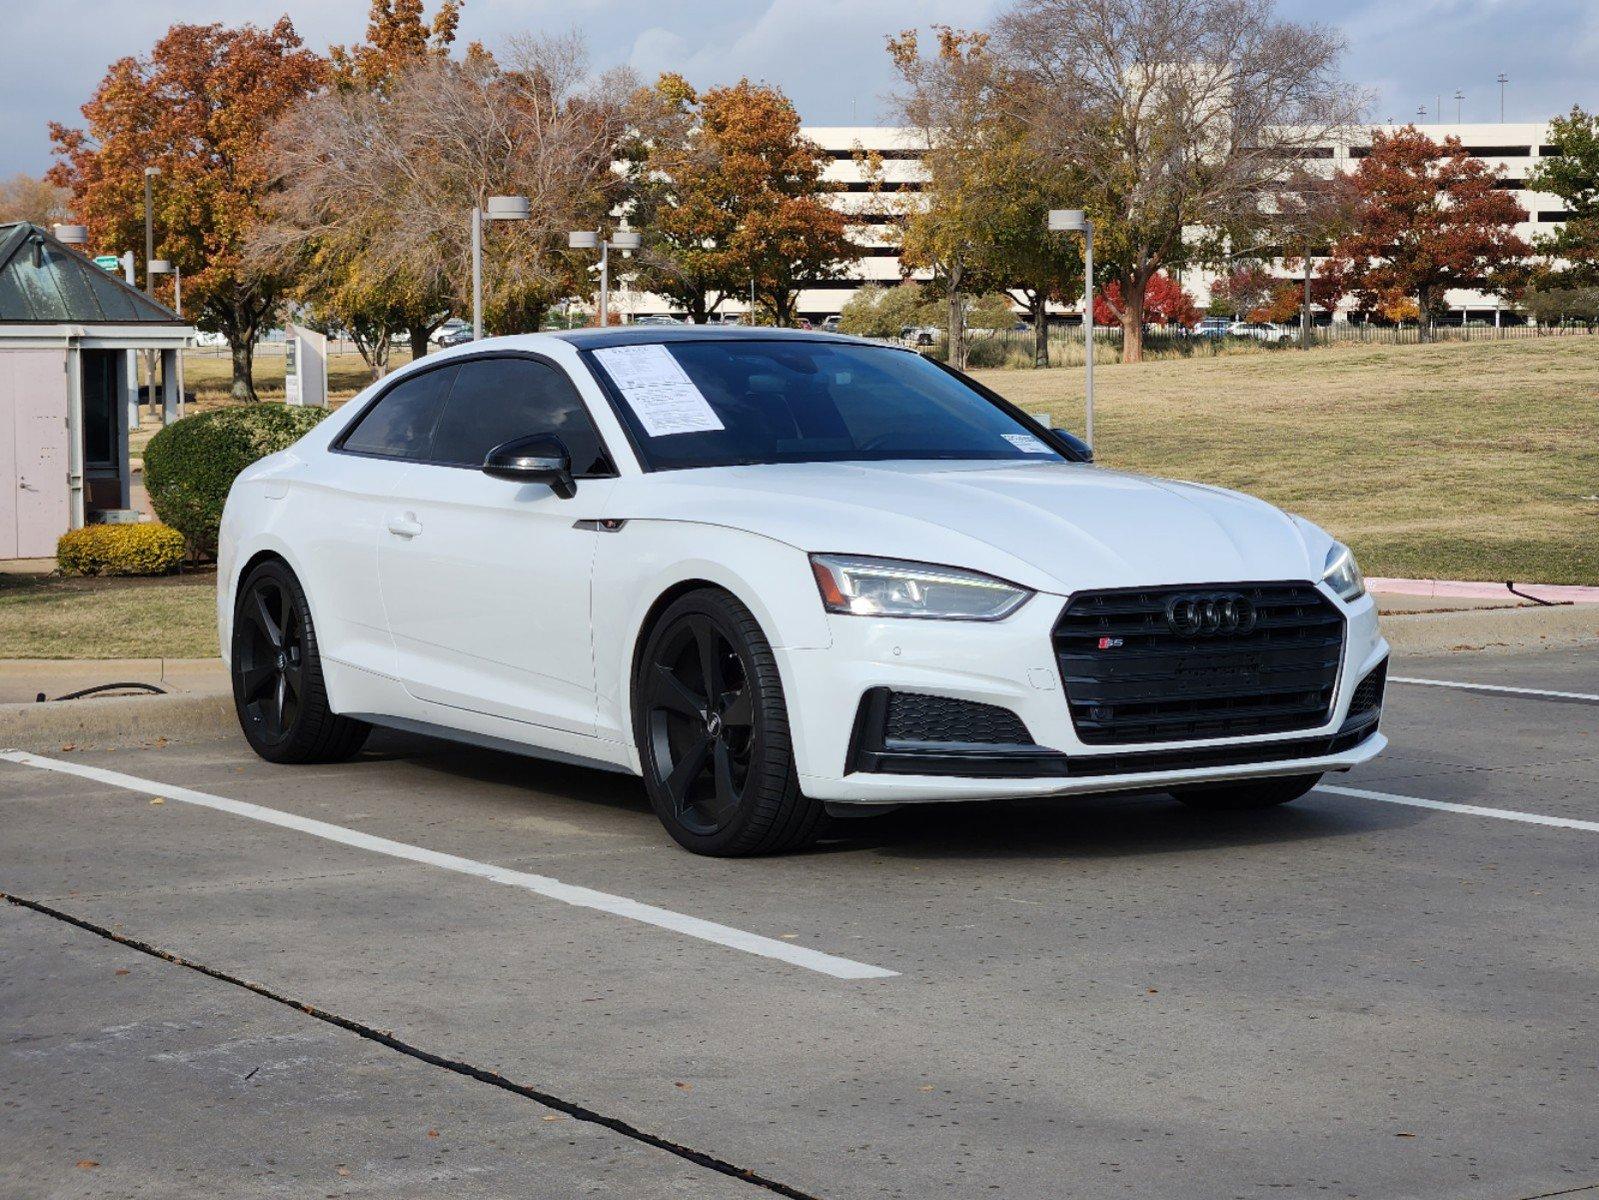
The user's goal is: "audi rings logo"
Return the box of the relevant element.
[1164,592,1257,636]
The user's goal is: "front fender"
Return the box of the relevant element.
[591,519,829,764]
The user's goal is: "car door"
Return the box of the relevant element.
[376,353,617,735]
[305,362,459,680]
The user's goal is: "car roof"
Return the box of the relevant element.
[547,325,875,350]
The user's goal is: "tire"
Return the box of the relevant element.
[1171,772,1321,811]
[632,588,824,856]
[231,558,370,764]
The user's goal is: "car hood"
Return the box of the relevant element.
[622,460,1328,595]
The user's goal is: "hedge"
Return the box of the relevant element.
[57,523,188,577]
[144,404,327,556]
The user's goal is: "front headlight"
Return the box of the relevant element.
[809,554,1033,620]
[1323,541,1366,602]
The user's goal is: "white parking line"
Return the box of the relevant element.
[0,749,897,982]
[1318,782,1599,833]
[1390,675,1599,703]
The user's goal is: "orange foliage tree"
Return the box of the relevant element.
[50,20,326,400]
[1326,126,1528,338]
[627,77,850,325]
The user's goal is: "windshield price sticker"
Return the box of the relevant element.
[594,344,725,437]
[1002,433,1054,454]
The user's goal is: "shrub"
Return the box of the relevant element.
[144,404,327,556]
[57,523,188,577]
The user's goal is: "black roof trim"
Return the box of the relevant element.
[550,325,880,350]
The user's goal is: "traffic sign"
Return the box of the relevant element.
[93,255,120,272]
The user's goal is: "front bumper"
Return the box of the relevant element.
[780,583,1388,805]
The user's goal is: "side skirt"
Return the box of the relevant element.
[348,713,640,777]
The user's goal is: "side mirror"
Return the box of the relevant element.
[482,434,577,498]
[1051,428,1094,463]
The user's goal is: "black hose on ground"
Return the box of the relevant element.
[34,682,168,703]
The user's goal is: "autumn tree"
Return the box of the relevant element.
[0,174,70,226]
[837,282,937,338]
[50,20,326,400]
[887,27,1005,370]
[319,0,466,364]
[994,0,1364,362]
[1209,265,1275,318]
[1093,273,1198,328]
[266,34,627,346]
[627,77,850,325]
[1524,106,1599,290]
[1325,126,1529,339]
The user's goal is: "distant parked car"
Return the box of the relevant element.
[431,321,470,346]
[631,314,682,326]
[1230,321,1293,345]
[438,326,475,348]
[1195,317,1233,340]
[901,325,940,347]
[821,315,841,332]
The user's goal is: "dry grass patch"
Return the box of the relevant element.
[972,337,1599,585]
[0,570,219,659]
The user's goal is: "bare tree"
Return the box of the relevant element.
[0,174,71,226]
[994,0,1366,361]
[260,34,631,346]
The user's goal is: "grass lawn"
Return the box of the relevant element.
[972,337,1599,586]
[0,570,219,659]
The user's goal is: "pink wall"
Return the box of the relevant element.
[2,349,70,559]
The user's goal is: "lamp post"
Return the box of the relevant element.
[568,226,642,326]
[1497,73,1508,122]
[1047,208,1095,451]
[1454,90,1465,123]
[143,167,160,295]
[471,195,530,340]
[149,258,181,316]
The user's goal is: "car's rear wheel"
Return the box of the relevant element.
[231,559,369,764]
[1170,773,1322,811]
[633,588,824,856]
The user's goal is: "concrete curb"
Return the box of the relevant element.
[0,692,235,751]
[1370,577,1599,604]
[1380,602,1599,656]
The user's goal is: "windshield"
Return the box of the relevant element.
[584,339,1065,471]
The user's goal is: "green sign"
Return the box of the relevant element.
[93,255,120,272]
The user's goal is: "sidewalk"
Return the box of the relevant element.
[0,658,227,706]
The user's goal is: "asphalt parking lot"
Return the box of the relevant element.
[3,643,1597,1200]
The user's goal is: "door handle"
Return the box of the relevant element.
[386,513,423,539]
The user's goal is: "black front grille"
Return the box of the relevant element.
[884,691,1033,745]
[1054,581,1346,745]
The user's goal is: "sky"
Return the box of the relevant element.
[5,0,1597,179]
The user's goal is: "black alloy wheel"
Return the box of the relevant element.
[634,589,824,855]
[231,559,369,764]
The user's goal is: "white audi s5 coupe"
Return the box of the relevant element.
[218,327,1388,855]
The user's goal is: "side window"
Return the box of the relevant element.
[429,357,611,474]
[341,365,457,459]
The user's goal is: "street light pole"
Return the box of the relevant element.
[568,227,641,327]
[1497,73,1508,122]
[472,195,531,340]
[471,205,483,341]
[143,167,160,295]
[1455,90,1465,123]
[1047,209,1095,451]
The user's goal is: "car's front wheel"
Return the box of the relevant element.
[1170,773,1322,811]
[231,559,369,764]
[633,588,824,856]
